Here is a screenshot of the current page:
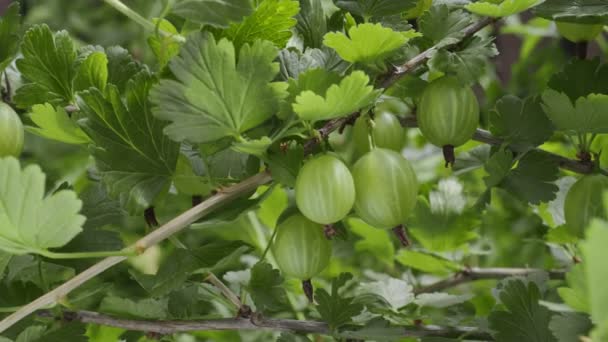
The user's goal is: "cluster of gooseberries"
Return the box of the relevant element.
[1,73,605,303]
[272,76,482,299]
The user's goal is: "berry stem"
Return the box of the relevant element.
[323,224,337,240]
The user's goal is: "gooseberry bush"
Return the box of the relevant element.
[1,0,608,341]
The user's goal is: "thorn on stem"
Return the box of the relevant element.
[302,279,314,303]
[144,207,159,228]
[392,225,411,247]
[236,304,252,319]
[192,195,203,207]
[442,145,455,168]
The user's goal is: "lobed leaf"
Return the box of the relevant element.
[78,70,180,214]
[0,157,84,255]
[292,70,380,121]
[466,0,544,18]
[26,104,91,145]
[0,2,21,74]
[324,22,420,65]
[224,0,300,50]
[151,32,284,144]
[172,0,253,27]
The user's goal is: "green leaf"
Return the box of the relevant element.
[428,35,498,85]
[6,255,75,288]
[359,277,414,309]
[501,150,560,204]
[409,178,479,251]
[466,0,543,18]
[0,2,21,74]
[489,279,556,342]
[548,59,608,103]
[99,296,168,319]
[419,4,473,47]
[131,241,250,297]
[104,46,145,93]
[334,0,417,18]
[324,23,421,65]
[296,0,328,49]
[490,96,553,148]
[0,157,84,255]
[347,217,395,267]
[266,141,304,187]
[549,312,592,342]
[277,333,312,342]
[15,327,46,342]
[26,104,91,145]
[74,51,108,92]
[315,273,364,330]
[151,32,284,144]
[172,0,253,27]
[41,323,87,342]
[581,219,608,327]
[534,0,608,24]
[484,148,514,188]
[248,262,289,313]
[292,71,380,121]
[172,154,213,196]
[542,90,608,134]
[0,251,10,282]
[224,0,300,50]
[14,25,77,108]
[147,19,182,69]
[79,181,126,230]
[78,70,180,214]
[557,264,589,313]
[395,249,459,275]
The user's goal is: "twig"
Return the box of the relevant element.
[414,267,566,294]
[401,117,601,175]
[0,171,272,333]
[303,17,496,154]
[36,309,494,340]
[205,273,243,309]
[379,17,497,89]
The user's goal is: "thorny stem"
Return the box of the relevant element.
[0,171,272,333]
[414,267,566,294]
[205,273,243,309]
[36,309,495,340]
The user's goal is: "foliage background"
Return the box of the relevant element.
[0,0,606,341]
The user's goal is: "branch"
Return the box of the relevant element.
[303,17,497,154]
[0,16,498,334]
[401,117,602,175]
[37,310,494,340]
[414,267,566,294]
[379,17,497,89]
[0,171,272,334]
